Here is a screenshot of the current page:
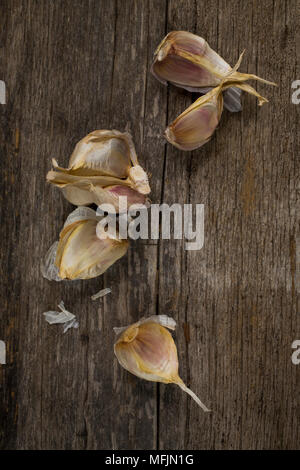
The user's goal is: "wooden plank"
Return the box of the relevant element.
[156,0,200,450]
[158,0,299,450]
[84,0,167,450]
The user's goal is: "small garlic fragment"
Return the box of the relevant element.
[165,51,274,151]
[43,301,79,333]
[46,130,150,209]
[43,301,75,324]
[63,318,79,334]
[91,287,112,301]
[41,241,62,282]
[114,315,210,412]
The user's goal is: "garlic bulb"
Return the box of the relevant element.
[165,51,275,151]
[151,31,275,112]
[47,130,150,210]
[114,315,210,412]
[43,207,129,281]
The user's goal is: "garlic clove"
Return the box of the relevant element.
[43,207,99,282]
[152,31,276,89]
[46,130,150,208]
[151,31,230,88]
[55,208,94,269]
[56,209,128,280]
[114,315,210,411]
[165,92,222,151]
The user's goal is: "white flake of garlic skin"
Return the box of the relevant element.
[91,287,112,301]
[0,340,6,364]
[43,301,79,333]
[63,318,79,334]
[41,241,62,282]
[114,315,210,412]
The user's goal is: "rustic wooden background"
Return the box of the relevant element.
[0,0,299,450]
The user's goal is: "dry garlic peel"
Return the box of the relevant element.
[114,315,210,412]
[152,31,276,112]
[56,129,137,177]
[46,130,150,209]
[165,52,273,151]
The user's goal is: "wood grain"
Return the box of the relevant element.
[0,0,299,450]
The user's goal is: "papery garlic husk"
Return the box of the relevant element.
[55,206,128,280]
[165,51,274,151]
[114,315,210,412]
[46,130,150,209]
[152,31,276,113]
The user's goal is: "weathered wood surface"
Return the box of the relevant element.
[0,0,299,450]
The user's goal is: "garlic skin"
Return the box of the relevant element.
[47,130,150,209]
[114,315,210,411]
[55,207,128,280]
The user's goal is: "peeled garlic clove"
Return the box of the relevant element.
[56,208,128,280]
[114,315,210,411]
